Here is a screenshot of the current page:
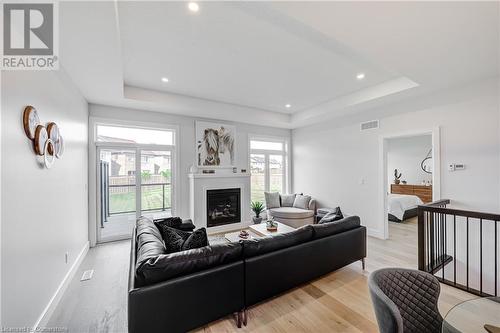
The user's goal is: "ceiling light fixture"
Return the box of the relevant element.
[285,104,291,108]
[188,2,199,12]
[161,77,169,83]
[356,73,365,80]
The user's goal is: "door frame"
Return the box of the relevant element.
[378,127,441,240]
[89,118,179,246]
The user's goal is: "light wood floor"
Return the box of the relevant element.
[49,218,477,333]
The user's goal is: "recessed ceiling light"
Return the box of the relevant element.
[285,104,291,108]
[188,2,199,12]
[161,77,169,83]
[356,73,365,80]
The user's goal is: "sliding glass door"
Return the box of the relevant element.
[140,150,172,220]
[96,124,176,243]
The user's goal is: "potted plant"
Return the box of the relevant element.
[251,201,264,224]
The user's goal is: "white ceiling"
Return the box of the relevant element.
[59,1,499,128]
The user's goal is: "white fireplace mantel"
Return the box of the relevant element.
[188,173,251,233]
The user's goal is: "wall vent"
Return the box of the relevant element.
[360,120,379,131]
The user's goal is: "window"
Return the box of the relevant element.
[249,138,288,204]
[96,125,174,146]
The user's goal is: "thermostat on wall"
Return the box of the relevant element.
[448,163,465,171]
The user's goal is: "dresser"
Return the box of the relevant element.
[391,184,433,203]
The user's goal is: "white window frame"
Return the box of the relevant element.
[89,117,179,246]
[248,135,290,202]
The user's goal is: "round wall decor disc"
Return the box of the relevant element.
[47,122,60,156]
[34,125,48,156]
[23,106,40,139]
[44,139,55,169]
[55,135,64,159]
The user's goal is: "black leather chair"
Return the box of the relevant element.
[368,268,443,333]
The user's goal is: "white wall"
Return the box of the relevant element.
[88,104,291,245]
[1,70,89,328]
[387,135,432,187]
[292,78,500,237]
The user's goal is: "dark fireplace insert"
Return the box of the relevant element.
[206,188,241,227]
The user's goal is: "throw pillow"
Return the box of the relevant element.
[293,194,311,210]
[319,207,344,224]
[265,192,281,209]
[280,194,296,207]
[181,228,208,251]
[157,225,190,254]
[154,216,182,230]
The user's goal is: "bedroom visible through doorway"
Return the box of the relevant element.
[380,129,440,239]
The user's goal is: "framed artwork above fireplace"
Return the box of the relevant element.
[195,121,235,168]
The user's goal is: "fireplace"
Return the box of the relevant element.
[206,188,241,227]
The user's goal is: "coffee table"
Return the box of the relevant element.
[249,222,295,237]
[224,230,258,243]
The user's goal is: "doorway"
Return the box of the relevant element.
[95,124,176,243]
[379,128,441,239]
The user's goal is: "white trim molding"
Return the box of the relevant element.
[32,241,89,332]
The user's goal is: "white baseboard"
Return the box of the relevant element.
[367,227,385,239]
[32,241,89,332]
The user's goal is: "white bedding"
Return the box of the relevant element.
[388,194,423,220]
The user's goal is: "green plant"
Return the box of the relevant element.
[160,170,170,180]
[251,201,264,218]
[141,170,152,181]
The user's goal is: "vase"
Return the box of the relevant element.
[252,216,262,224]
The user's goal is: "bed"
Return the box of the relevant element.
[388,194,423,222]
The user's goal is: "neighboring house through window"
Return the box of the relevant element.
[249,137,289,204]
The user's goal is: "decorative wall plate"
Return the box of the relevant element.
[23,106,40,139]
[34,125,48,156]
[55,135,64,158]
[44,139,56,168]
[46,122,59,156]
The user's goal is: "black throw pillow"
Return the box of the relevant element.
[157,225,191,254]
[157,224,208,254]
[154,217,183,230]
[181,228,208,251]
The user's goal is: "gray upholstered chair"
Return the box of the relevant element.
[368,268,443,333]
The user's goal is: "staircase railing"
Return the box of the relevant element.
[418,200,500,297]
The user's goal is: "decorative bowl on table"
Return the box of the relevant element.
[239,230,250,239]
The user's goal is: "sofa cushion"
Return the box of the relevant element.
[135,217,167,268]
[265,192,281,209]
[268,207,314,219]
[293,194,311,209]
[242,225,314,258]
[312,215,361,239]
[136,242,243,285]
[280,194,296,207]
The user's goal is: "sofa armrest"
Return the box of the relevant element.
[309,199,317,212]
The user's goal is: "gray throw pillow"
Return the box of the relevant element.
[293,194,311,210]
[319,210,344,224]
[265,192,281,209]
[280,194,296,207]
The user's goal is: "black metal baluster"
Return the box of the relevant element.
[496,221,498,297]
[467,217,469,291]
[454,214,457,285]
[480,218,483,294]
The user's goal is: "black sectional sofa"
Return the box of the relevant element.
[128,216,366,333]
